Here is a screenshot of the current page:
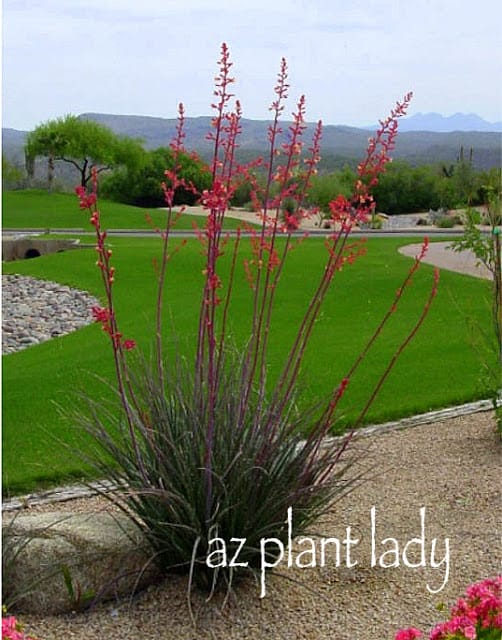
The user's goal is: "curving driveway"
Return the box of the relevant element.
[399,241,491,279]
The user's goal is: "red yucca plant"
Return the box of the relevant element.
[75,43,437,595]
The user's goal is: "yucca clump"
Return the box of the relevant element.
[75,43,436,595]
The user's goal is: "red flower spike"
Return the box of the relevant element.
[418,237,429,261]
[91,306,111,324]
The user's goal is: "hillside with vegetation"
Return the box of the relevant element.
[3,112,501,173]
[2,111,500,218]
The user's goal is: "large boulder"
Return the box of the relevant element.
[2,510,161,614]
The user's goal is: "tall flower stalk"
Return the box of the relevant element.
[76,43,437,593]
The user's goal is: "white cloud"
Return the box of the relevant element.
[2,0,501,130]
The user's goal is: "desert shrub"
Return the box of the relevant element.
[101,146,211,207]
[306,167,355,215]
[242,200,256,212]
[435,215,456,228]
[451,191,502,436]
[373,162,443,214]
[229,176,259,207]
[73,44,436,598]
[462,208,482,224]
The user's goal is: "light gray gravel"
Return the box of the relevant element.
[2,274,99,354]
[18,410,501,640]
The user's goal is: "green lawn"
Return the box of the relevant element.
[2,189,249,230]
[2,236,492,495]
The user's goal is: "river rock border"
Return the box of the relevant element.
[2,274,100,355]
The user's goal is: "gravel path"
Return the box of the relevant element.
[18,410,501,640]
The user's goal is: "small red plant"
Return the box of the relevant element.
[395,576,502,639]
[1,614,37,640]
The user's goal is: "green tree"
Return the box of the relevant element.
[373,161,444,214]
[101,146,212,207]
[25,115,145,189]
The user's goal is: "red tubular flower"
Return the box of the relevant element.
[282,213,300,232]
[329,377,349,410]
[418,236,430,261]
[208,273,222,290]
[394,629,422,640]
[90,211,99,228]
[91,306,111,324]
[329,195,351,222]
[111,332,123,347]
[75,185,97,210]
[201,179,230,212]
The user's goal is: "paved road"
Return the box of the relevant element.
[3,228,493,280]
[2,227,469,238]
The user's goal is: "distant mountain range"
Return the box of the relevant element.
[3,112,501,179]
[385,112,502,133]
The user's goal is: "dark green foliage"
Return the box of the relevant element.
[101,147,212,207]
[230,177,258,207]
[60,564,96,611]
[478,169,502,225]
[372,162,444,214]
[287,160,500,218]
[435,216,456,228]
[452,158,477,205]
[371,158,491,214]
[306,167,355,213]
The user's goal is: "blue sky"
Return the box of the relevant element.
[2,0,501,131]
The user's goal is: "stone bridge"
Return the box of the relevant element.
[2,235,82,261]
